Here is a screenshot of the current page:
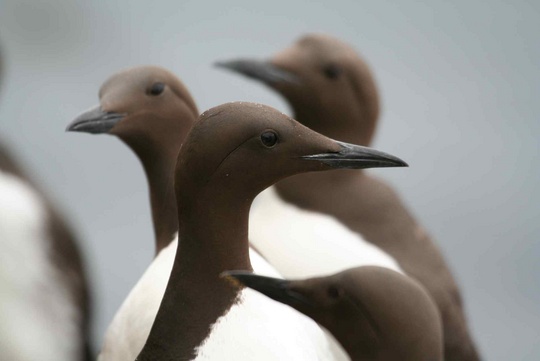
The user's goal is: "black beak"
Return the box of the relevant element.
[66,105,125,134]
[303,141,408,169]
[215,59,300,85]
[221,271,311,307]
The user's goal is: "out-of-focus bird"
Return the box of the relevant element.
[224,266,443,361]
[0,49,92,361]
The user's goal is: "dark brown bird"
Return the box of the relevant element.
[224,266,443,361]
[136,102,407,360]
[217,33,480,361]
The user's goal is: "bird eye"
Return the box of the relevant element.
[260,131,278,148]
[148,82,165,96]
[323,64,342,80]
[327,286,340,299]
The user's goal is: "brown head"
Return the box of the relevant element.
[173,102,405,213]
[224,267,443,361]
[67,66,198,252]
[137,102,406,359]
[67,66,198,161]
[216,34,380,145]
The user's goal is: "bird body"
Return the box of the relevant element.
[0,148,91,361]
[192,249,333,361]
[1,49,90,360]
[98,237,178,361]
[218,33,480,360]
[250,186,402,278]
[99,237,328,361]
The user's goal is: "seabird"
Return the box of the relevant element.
[224,266,443,361]
[136,102,407,360]
[217,33,480,360]
[0,48,92,361]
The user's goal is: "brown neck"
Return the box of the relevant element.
[334,330,377,361]
[137,181,253,360]
[175,184,253,273]
[121,135,180,254]
[276,168,365,210]
[317,313,381,361]
[274,101,375,209]
[142,150,178,254]
[289,98,377,147]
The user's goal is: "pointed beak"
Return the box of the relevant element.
[215,59,300,85]
[302,141,408,169]
[221,271,310,306]
[66,105,125,134]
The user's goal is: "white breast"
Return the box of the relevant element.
[249,186,403,279]
[99,240,335,360]
[98,237,178,361]
[195,284,333,360]
[0,170,80,361]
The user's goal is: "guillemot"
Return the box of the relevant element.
[224,267,443,361]
[136,102,407,360]
[217,33,480,361]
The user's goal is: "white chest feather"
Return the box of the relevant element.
[249,186,403,279]
[99,238,179,361]
[195,286,333,360]
[0,170,80,361]
[100,240,333,361]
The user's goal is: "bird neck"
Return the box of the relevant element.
[275,96,378,214]
[137,182,252,360]
[320,315,380,361]
[337,336,376,361]
[275,169,365,211]
[122,135,180,254]
[291,100,377,146]
[142,149,180,254]
[176,186,253,272]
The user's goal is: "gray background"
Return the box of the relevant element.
[0,0,538,359]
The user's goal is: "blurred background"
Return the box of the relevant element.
[0,0,538,359]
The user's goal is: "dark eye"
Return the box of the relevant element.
[260,131,278,148]
[148,82,165,96]
[327,286,340,299]
[323,64,342,80]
